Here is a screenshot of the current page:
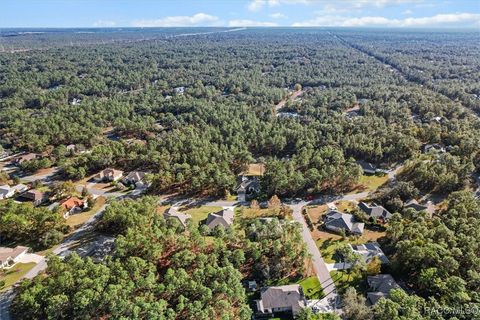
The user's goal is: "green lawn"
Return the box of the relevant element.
[0,262,36,291]
[316,231,386,264]
[267,276,324,300]
[66,196,106,229]
[330,269,366,294]
[335,200,357,213]
[182,206,222,225]
[298,276,324,299]
[358,174,389,192]
[317,238,349,263]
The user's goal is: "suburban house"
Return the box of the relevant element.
[0,185,15,199]
[12,153,38,165]
[358,202,392,222]
[0,246,28,269]
[423,143,446,153]
[404,199,435,215]
[324,210,364,235]
[66,144,76,153]
[349,242,389,264]
[174,86,185,95]
[236,176,260,202]
[367,274,401,305]
[246,280,258,292]
[357,160,377,175]
[93,168,124,182]
[163,207,191,229]
[12,183,28,193]
[256,284,307,315]
[122,171,148,188]
[206,208,234,230]
[21,189,47,206]
[0,183,29,200]
[60,197,87,218]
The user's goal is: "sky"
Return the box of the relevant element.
[1,0,479,28]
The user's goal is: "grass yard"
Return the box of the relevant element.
[298,276,324,299]
[156,205,171,215]
[243,163,265,176]
[224,193,238,201]
[335,200,357,213]
[66,196,106,229]
[239,207,275,219]
[0,262,36,291]
[316,228,386,263]
[306,205,328,223]
[330,269,366,294]
[181,206,222,224]
[350,174,389,194]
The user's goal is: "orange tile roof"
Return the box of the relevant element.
[60,197,84,210]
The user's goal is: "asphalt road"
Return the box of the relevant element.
[23,204,108,279]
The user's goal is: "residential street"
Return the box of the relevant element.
[289,202,339,311]
[23,204,108,279]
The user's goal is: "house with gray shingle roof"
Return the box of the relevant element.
[357,160,377,175]
[206,208,234,230]
[367,274,400,305]
[404,199,435,215]
[122,171,148,188]
[256,284,306,315]
[163,207,191,229]
[324,210,364,235]
[349,242,389,264]
[358,202,392,222]
[236,176,260,202]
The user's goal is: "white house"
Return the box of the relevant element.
[0,246,28,269]
[0,185,15,199]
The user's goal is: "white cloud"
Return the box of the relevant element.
[292,12,480,27]
[270,12,287,19]
[93,20,117,27]
[403,9,413,15]
[247,0,311,12]
[228,19,278,27]
[132,13,220,27]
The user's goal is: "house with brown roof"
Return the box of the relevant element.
[0,246,29,268]
[60,197,87,218]
[256,284,306,315]
[21,189,47,206]
[93,168,124,182]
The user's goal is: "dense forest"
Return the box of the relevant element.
[1,28,479,319]
[1,29,478,197]
[12,197,309,319]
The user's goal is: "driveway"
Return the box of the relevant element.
[17,253,43,264]
[0,289,14,320]
[289,203,340,312]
